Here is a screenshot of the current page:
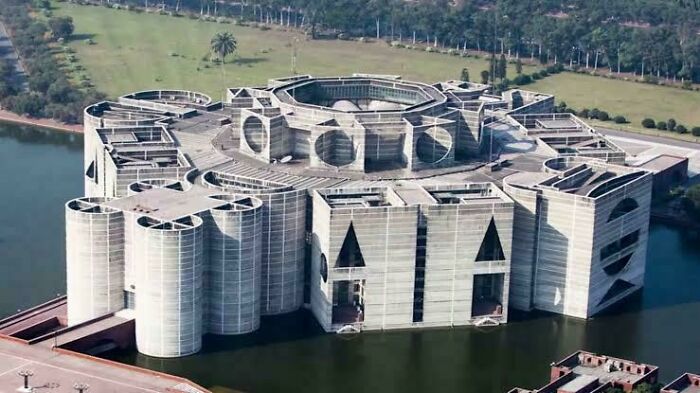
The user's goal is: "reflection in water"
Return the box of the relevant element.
[1,123,699,393]
[0,122,83,151]
[104,224,700,393]
[0,122,83,316]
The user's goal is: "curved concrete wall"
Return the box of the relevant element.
[206,195,263,334]
[134,215,204,358]
[201,172,307,315]
[256,189,307,315]
[65,197,125,325]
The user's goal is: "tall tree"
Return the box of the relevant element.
[210,32,237,63]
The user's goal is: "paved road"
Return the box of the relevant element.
[0,336,208,393]
[597,127,700,150]
[0,21,28,91]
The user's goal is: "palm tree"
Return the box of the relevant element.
[210,32,237,64]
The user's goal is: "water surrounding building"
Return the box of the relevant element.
[67,75,655,357]
[511,351,700,393]
[2,121,699,393]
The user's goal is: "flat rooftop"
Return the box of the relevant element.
[0,335,207,393]
[663,374,700,393]
[104,187,224,220]
[555,351,658,387]
[639,154,688,173]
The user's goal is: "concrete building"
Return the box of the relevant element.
[67,75,656,357]
[504,157,651,318]
[509,350,660,393]
[662,374,700,393]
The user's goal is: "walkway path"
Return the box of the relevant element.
[0,21,28,91]
[0,335,209,392]
[0,109,82,133]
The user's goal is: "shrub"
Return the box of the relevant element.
[578,108,590,118]
[538,69,549,78]
[512,74,532,85]
[667,118,677,131]
[641,118,656,128]
[676,125,688,134]
[692,127,700,136]
[613,116,627,124]
[590,108,601,119]
[531,72,542,80]
[656,121,668,130]
[597,111,610,121]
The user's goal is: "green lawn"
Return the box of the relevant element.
[52,2,534,99]
[51,2,700,133]
[528,72,700,129]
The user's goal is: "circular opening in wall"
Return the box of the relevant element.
[243,116,267,153]
[320,254,328,283]
[416,126,452,164]
[314,130,355,167]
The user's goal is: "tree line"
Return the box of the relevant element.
[0,0,104,123]
[132,0,700,84]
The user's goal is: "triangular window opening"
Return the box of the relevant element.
[336,223,366,268]
[476,219,505,262]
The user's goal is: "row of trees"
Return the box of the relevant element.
[641,118,700,135]
[0,0,104,123]
[119,0,700,83]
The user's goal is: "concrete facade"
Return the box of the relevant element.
[65,75,656,357]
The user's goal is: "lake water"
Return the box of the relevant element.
[1,121,699,393]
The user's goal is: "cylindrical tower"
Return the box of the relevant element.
[65,197,125,325]
[202,172,307,315]
[206,195,263,334]
[258,189,307,315]
[134,215,204,358]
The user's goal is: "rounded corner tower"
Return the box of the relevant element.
[134,214,205,358]
[65,197,125,325]
[206,194,264,334]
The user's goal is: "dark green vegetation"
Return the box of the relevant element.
[640,117,698,135]
[683,184,700,220]
[0,0,103,123]
[210,31,237,63]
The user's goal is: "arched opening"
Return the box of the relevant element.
[608,198,639,222]
[320,254,328,283]
[243,116,267,153]
[315,130,355,166]
[416,127,452,164]
[603,253,633,275]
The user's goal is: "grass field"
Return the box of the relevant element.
[51,2,536,99]
[51,2,700,133]
[529,72,700,129]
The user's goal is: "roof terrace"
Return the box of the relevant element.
[553,351,658,388]
[662,374,700,393]
[509,113,625,162]
[317,187,406,209]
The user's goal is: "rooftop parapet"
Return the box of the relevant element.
[662,373,700,393]
[507,113,625,163]
[271,76,448,115]
[422,183,512,206]
[84,101,171,128]
[316,186,407,209]
[504,157,649,199]
[552,351,659,391]
[96,126,175,147]
[202,171,293,194]
[109,147,191,170]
